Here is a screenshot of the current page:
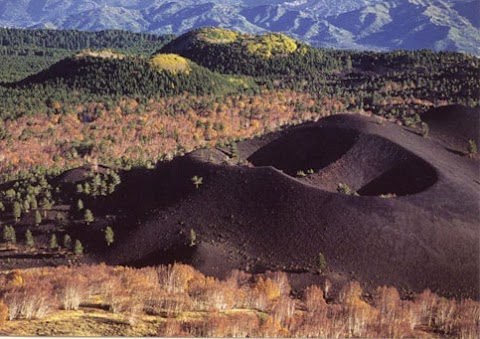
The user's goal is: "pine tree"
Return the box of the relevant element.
[84,209,94,225]
[83,183,91,195]
[318,252,327,273]
[189,229,197,247]
[191,175,203,189]
[25,229,35,248]
[420,122,429,138]
[13,202,21,222]
[9,226,16,244]
[40,198,52,218]
[76,184,83,194]
[30,196,38,210]
[34,210,42,226]
[467,139,478,157]
[23,199,30,213]
[105,226,114,246]
[3,225,16,249]
[77,199,84,211]
[63,234,72,250]
[74,240,84,255]
[2,225,9,243]
[55,213,67,228]
[49,234,58,250]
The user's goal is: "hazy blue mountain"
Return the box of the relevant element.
[0,0,478,54]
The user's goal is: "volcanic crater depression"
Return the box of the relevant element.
[247,124,439,197]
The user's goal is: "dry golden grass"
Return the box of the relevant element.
[2,307,160,336]
[1,304,262,336]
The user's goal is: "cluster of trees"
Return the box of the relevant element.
[0,46,69,83]
[74,169,121,198]
[0,90,326,175]
[0,54,248,121]
[1,224,84,255]
[0,171,55,223]
[0,167,121,257]
[47,233,84,254]
[0,264,477,337]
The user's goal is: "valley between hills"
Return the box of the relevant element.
[0,27,478,337]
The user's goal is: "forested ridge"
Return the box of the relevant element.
[0,28,174,52]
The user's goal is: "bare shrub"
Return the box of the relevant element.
[54,275,88,310]
[226,269,252,288]
[102,276,130,314]
[433,297,456,334]
[244,277,281,311]
[145,292,192,317]
[4,283,55,320]
[304,285,327,313]
[258,315,288,337]
[266,271,291,296]
[338,281,377,337]
[414,289,438,327]
[157,318,185,337]
[158,263,196,294]
[272,296,296,328]
[227,312,260,337]
[373,286,416,337]
[292,304,346,338]
[0,300,8,328]
[189,278,237,311]
[374,286,400,328]
[449,299,480,338]
[77,264,115,297]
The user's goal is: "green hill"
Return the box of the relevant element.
[15,49,254,97]
[159,27,346,77]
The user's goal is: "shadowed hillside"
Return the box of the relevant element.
[421,104,480,153]
[98,113,479,299]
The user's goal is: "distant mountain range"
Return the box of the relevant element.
[0,0,479,54]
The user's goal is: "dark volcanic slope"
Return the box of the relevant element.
[422,104,480,152]
[106,112,479,299]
